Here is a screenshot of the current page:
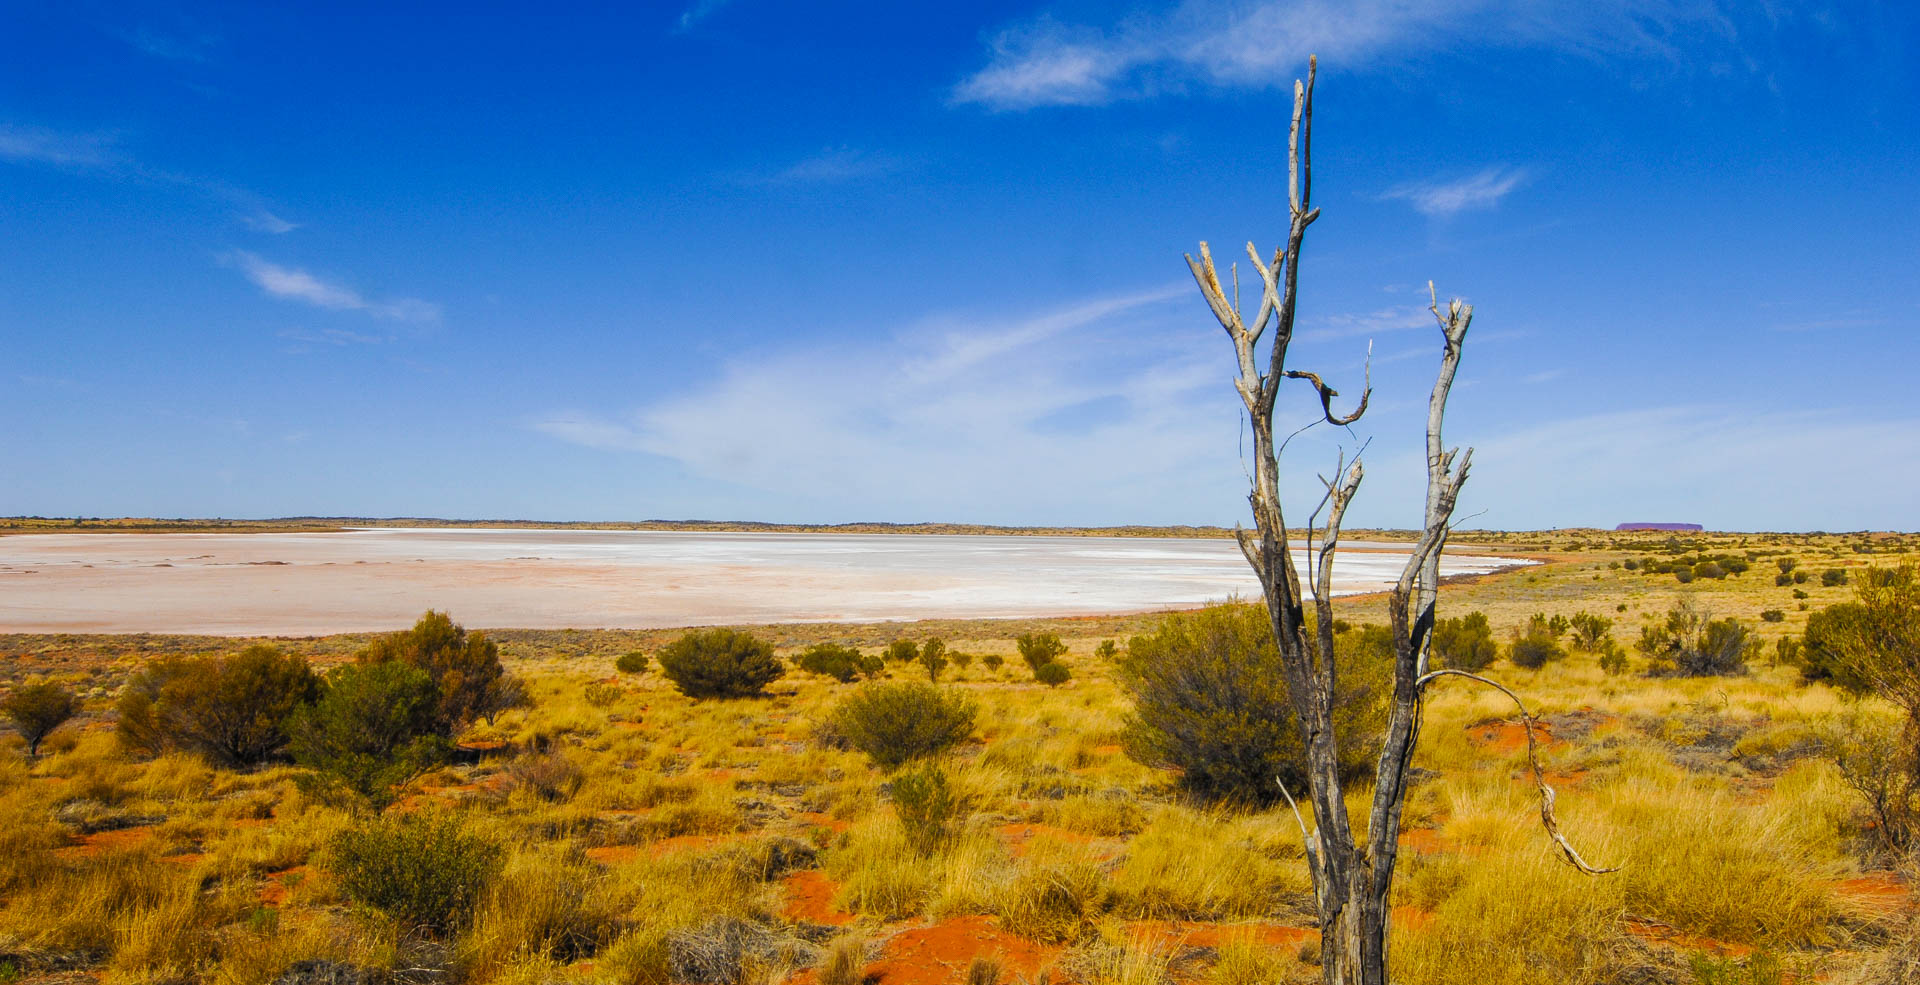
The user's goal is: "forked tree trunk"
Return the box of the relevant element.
[1186,56,1609,985]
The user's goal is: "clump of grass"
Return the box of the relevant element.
[994,841,1109,942]
[326,811,503,934]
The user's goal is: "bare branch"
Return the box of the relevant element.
[1416,669,1621,875]
[1285,368,1371,426]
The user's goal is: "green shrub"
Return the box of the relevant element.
[1760,609,1785,623]
[1034,661,1071,687]
[1822,568,1849,587]
[1636,602,1756,677]
[1674,568,1696,584]
[116,645,319,767]
[1015,632,1068,672]
[949,651,974,669]
[1094,640,1120,661]
[919,639,949,682]
[583,681,623,707]
[1117,602,1388,804]
[2,681,77,758]
[891,764,959,854]
[796,643,881,683]
[1774,573,1793,587]
[1794,570,1811,584]
[615,651,649,675]
[981,654,1004,671]
[327,811,503,933]
[288,660,450,809]
[656,629,784,698]
[1777,558,1798,574]
[1598,641,1630,676]
[829,682,976,769]
[359,611,506,736]
[1568,611,1613,652]
[1431,612,1497,671]
[1507,632,1564,670]
[884,640,920,664]
[1694,561,1727,580]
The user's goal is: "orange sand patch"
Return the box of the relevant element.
[1536,769,1588,788]
[259,866,309,906]
[1834,873,1912,916]
[782,870,852,926]
[1467,719,1557,754]
[1398,828,1452,855]
[995,823,1097,858]
[868,916,1061,985]
[55,825,156,859]
[584,845,642,865]
[795,810,852,833]
[1391,906,1436,932]
[1125,920,1315,951]
[1623,916,1753,957]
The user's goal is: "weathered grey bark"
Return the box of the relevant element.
[1185,55,1610,985]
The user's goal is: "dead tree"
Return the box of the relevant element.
[1185,55,1612,985]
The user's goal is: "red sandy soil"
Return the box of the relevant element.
[1090,744,1122,755]
[1834,873,1913,916]
[1392,906,1436,932]
[866,915,1062,985]
[1467,719,1558,754]
[794,811,852,833]
[1622,916,1753,957]
[782,870,853,926]
[995,822,1101,858]
[54,825,157,859]
[1125,919,1315,950]
[1398,828,1453,856]
[259,866,310,906]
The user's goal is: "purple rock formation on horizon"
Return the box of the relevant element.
[1614,522,1705,532]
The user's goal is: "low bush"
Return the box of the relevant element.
[1598,641,1630,676]
[830,682,977,769]
[918,639,949,682]
[2,681,78,758]
[1568,611,1613,652]
[288,660,450,808]
[1016,632,1068,672]
[1760,609,1785,623]
[1095,640,1120,660]
[796,643,879,683]
[583,681,623,707]
[1637,602,1756,677]
[657,629,784,699]
[1117,602,1388,804]
[327,811,503,933]
[116,645,319,767]
[615,651,649,675]
[1822,568,1849,587]
[890,764,959,854]
[1431,612,1497,671]
[981,654,1004,671]
[1034,661,1071,687]
[1675,568,1696,584]
[884,640,920,664]
[1508,627,1566,670]
[359,610,507,736]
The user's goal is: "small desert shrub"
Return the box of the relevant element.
[891,765,960,854]
[615,651,649,675]
[950,650,974,669]
[1431,612,1497,671]
[1034,661,1071,687]
[1117,602,1387,804]
[1568,611,1613,651]
[981,654,1005,671]
[327,811,503,934]
[1016,633,1068,672]
[1823,568,1849,587]
[2,680,78,758]
[509,751,585,802]
[1675,568,1696,584]
[996,843,1108,942]
[1095,640,1120,661]
[830,683,977,769]
[116,645,319,767]
[1760,609,1785,623]
[1694,561,1727,580]
[657,629,784,699]
[359,610,507,735]
[884,640,920,664]
[919,639,949,682]
[583,681,623,708]
[1507,630,1565,670]
[1775,573,1794,586]
[288,660,450,808]
[1638,602,1756,677]
[796,643,881,683]
[1599,641,1630,676]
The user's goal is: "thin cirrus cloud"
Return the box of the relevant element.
[227,252,440,322]
[530,287,1259,521]
[953,0,1754,110]
[1381,166,1529,217]
[733,147,904,186]
[1,122,299,233]
[0,123,124,168]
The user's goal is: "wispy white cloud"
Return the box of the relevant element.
[736,147,904,186]
[240,210,299,234]
[0,124,123,168]
[277,327,388,347]
[674,0,733,33]
[1382,166,1528,217]
[954,0,1749,110]
[229,252,440,322]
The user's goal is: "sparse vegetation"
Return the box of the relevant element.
[829,681,977,769]
[657,628,785,698]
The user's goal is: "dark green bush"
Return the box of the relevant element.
[2,681,77,758]
[884,640,920,664]
[1822,568,1849,587]
[1598,642,1630,676]
[891,764,959,854]
[1760,609,1785,623]
[116,645,319,767]
[1034,661,1071,687]
[1568,612,1614,652]
[288,660,450,808]
[1777,558,1798,574]
[1636,602,1756,677]
[615,651,649,675]
[796,643,881,683]
[657,629,784,699]
[1015,632,1067,672]
[1694,561,1727,580]
[1507,632,1565,670]
[1117,602,1388,804]
[359,611,506,736]
[981,654,1004,671]
[829,682,976,769]
[1094,640,1120,661]
[1775,573,1793,586]
[1674,568,1696,584]
[1794,570,1811,584]
[327,811,503,933]
[919,639,949,682]
[1431,612,1497,671]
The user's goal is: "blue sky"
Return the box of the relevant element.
[2,1,1915,531]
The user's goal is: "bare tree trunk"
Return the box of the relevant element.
[1186,56,1610,985]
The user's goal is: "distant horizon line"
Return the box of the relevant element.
[2,516,1912,538]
